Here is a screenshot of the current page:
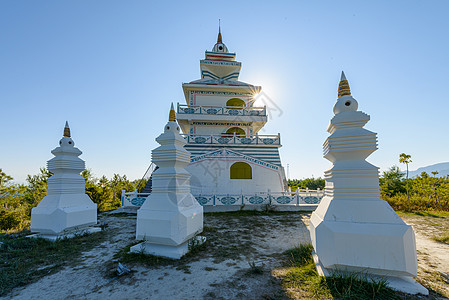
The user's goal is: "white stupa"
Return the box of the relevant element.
[30,122,99,240]
[310,72,427,295]
[131,104,204,259]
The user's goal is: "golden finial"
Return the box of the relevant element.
[338,71,351,98]
[63,121,71,137]
[169,103,176,122]
[217,19,222,43]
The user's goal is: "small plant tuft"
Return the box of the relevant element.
[263,197,276,213]
[285,243,314,267]
[176,264,191,274]
[247,261,264,275]
[186,236,207,256]
[433,233,449,244]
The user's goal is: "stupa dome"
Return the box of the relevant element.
[212,42,228,53]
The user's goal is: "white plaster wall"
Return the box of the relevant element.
[194,126,249,135]
[193,94,250,107]
[186,159,284,194]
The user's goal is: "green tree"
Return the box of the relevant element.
[23,168,52,209]
[81,170,137,211]
[0,169,14,200]
[430,171,442,209]
[288,177,325,191]
[0,170,27,231]
[82,169,102,210]
[399,153,412,212]
[379,166,405,197]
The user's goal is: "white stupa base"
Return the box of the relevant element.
[130,236,206,259]
[27,227,101,242]
[310,211,418,277]
[31,194,97,235]
[312,251,428,295]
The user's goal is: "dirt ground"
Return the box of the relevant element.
[399,213,449,297]
[3,211,449,299]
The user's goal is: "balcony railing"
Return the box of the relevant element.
[181,133,281,145]
[193,190,324,206]
[177,104,266,117]
[122,189,324,208]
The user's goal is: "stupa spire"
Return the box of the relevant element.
[217,19,222,43]
[63,121,71,137]
[169,103,176,122]
[338,71,351,98]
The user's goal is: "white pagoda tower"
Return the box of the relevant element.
[30,122,99,240]
[177,27,288,197]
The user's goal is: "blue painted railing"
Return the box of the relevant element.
[121,190,323,208]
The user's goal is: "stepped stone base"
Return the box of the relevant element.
[312,251,428,295]
[31,194,97,235]
[130,236,206,259]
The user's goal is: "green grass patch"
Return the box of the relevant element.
[325,272,400,300]
[279,244,401,300]
[281,244,331,299]
[0,230,105,296]
[433,233,449,244]
[398,210,449,218]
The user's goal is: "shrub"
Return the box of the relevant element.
[0,210,22,231]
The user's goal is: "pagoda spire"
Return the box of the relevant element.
[338,71,351,98]
[169,103,176,122]
[217,19,222,43]
[63,121,71,137]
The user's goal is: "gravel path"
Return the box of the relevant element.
[400,214,449,297]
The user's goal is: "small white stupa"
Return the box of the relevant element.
[310,72,427,295]
[131,104,204,259]
[30,122,99,240]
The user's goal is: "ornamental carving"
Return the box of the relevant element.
[219,196,237,205]
[276,196,292,204]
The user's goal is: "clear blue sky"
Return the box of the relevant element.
[1,1,448,183]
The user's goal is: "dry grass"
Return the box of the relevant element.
[0,230,106,296]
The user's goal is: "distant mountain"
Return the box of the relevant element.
[408,162,449,178]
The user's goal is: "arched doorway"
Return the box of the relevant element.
[225,127,245,137]
[230,162,252,179]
